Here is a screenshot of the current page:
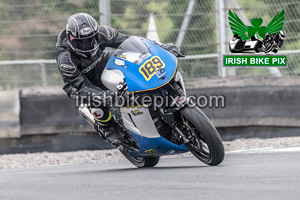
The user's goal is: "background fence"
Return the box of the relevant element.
[0,0,299,90]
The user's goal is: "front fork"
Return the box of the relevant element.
[158,77,191,144]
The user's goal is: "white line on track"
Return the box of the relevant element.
[227,146,300,154]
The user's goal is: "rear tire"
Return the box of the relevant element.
[120,149,160,168]
[179,106,224,166]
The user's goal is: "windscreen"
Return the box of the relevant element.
[113,36,151,65]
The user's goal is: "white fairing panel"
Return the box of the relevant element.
[101,68,125,91]
[121,107,160,138]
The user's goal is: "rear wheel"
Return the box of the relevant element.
[178,107,224,166]
[120,149,160,168]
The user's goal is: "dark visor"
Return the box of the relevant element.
[70,34,100,51]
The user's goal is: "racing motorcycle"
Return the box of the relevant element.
[229,34,262,53]
[89,36,225,168]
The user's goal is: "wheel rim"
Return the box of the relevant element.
[181,117,211,162]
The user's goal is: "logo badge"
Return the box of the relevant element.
[115,59,125,66]
[155,69,166,79]
[60,64,76,73]
[145,149,160,155]
[225,9,287,68]
[80,27,93,35]
[228,9,285,54]
[91,108,104,119]
[131,110,143,116]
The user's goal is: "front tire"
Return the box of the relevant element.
[179,106,224,166]
[120,149,160,168]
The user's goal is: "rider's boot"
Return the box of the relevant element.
[96,121,124,145]
[92,107,139,151]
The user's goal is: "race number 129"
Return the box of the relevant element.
[139,56,165,81]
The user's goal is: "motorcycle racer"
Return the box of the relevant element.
[55,13,183,145]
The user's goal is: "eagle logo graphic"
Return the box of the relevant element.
[228,9,284,41]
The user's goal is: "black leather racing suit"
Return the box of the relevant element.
[55,25,128,100]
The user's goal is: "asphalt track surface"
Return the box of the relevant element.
[1,150,300,200]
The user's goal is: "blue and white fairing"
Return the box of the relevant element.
[101,36,187,156]
[104,36,178,93]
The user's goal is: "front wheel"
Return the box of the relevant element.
[179,106,224,166]
[120,149,160,168]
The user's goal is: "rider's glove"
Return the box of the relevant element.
[161,43,185,57]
